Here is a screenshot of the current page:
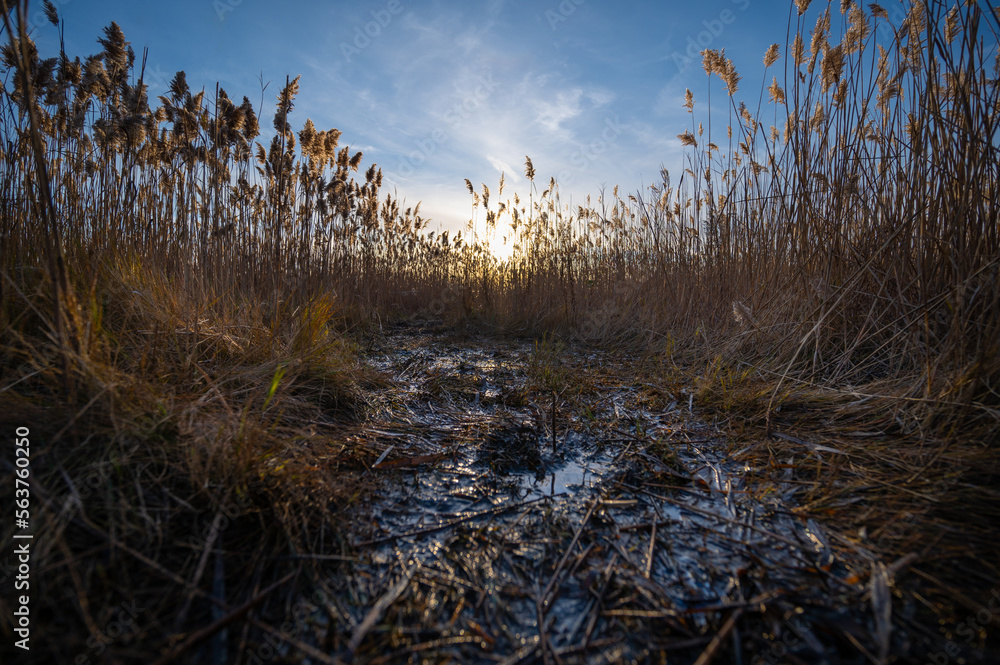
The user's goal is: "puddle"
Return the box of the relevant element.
[299,326,878,663]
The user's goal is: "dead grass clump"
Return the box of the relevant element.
[479,422,544,477]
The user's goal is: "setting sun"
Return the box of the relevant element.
[487,233,516,262]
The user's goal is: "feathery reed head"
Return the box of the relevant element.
[768,77,786,104]
[677,131,698,147]
[763,43,780,68]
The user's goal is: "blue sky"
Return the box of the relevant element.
[32,0,855,237]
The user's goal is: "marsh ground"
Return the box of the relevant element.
[169,322,995,665]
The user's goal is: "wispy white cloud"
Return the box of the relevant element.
[49,0,795,246]
[584,88,615,107]
[486,154,521,181]
[532,87,583,134]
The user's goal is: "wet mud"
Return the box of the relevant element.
[283,325,893,664]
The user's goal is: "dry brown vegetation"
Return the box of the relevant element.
[1,0,999,661]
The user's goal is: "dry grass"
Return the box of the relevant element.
[0,0,998,660]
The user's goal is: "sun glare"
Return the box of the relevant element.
[487,233,516,262]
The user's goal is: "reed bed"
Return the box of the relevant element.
[3,2,994,428]
[0,0,998,661]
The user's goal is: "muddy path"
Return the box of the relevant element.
[278,325,892,664]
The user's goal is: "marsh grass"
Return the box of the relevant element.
[526,333,570,393]
[1,0,998,660]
